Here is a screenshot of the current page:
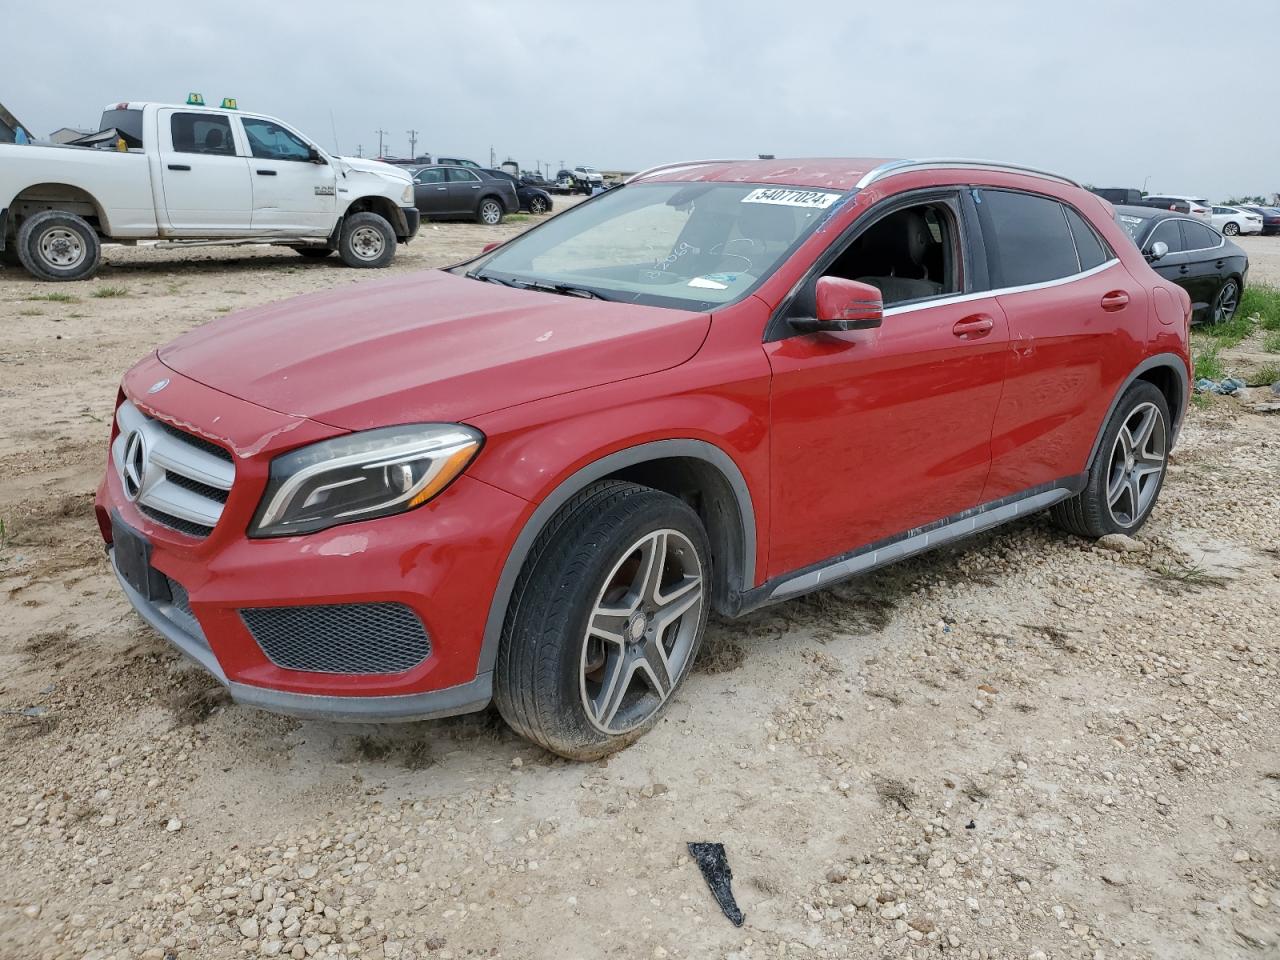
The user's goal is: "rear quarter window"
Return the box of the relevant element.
[979,189,1080,287]
[1063,207,1110,271]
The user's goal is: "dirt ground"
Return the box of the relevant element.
[1,213,1278,960]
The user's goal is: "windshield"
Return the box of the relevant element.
[464,181,844,309]
[1115,213,1151,242]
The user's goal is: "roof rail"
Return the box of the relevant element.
[856,158,1081,190]
[625,159,740,184]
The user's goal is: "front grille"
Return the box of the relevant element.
[112,401,235,539]
[240,603,432,675]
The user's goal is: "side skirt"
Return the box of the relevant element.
[729,475,1085,616]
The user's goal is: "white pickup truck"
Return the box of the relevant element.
[0,101,421,281]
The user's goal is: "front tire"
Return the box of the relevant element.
[476,198,504,225]
[1222,221,1240,236]
[494,481,711,760]
[1051,381,1170,539]
[16,210,101,282]
[337,212,396,268]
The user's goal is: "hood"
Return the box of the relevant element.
[159,271,710,431]
[336,156,410,181]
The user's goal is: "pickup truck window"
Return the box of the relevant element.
[241,118,312,162]
[170,113,235,157]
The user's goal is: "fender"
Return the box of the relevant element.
[1085,352,1190,468]
[476,438,757,676]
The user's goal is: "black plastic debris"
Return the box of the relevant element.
[965,819,976,830]
[688,842,745,927]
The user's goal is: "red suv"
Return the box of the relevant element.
[95,158,1191,759]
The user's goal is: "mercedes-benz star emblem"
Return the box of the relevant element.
[122,430,147,501]
[147,378,170,394]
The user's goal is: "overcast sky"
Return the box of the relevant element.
[7,0,1279,199]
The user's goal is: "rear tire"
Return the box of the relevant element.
[16,210,101,282]
[1209,278,1240,325]
[494,481,711,760]
[337,212,396,268]
[529,195,549,215]
[1222,221,1240,236]
[476,198,504,226]
[1051,380,1170,539]
[293,246,335,260]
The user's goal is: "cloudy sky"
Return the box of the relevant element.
[8,0,1279,199]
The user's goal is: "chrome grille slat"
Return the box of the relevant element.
[113,400,235,538]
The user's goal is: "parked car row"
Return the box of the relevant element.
[407,164,555,224]
[1091,187,1276,236]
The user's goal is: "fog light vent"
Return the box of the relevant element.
[240,603,431,675]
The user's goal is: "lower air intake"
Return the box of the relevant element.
[240,603,431,675]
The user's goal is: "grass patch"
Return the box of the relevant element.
[1251,362,1280,386]
[1264,331,1280,354]
[26,292,79,303]
[1149,560,1231,595]
[17,308,42,317]
[1241,284,1280,331]
[214,306,233,313]
[505,214,531,223]
[91,285,130,298]
[1204,309,1256,348]
[1192,344,1224,382]
[0,517,9,548]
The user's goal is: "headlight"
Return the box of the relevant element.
[250,424,482,538]
[402,183,414,204]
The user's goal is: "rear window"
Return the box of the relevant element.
[979,189,1080,287]
[99,108,145,147]
[1181,220,1221,251]
[1064,207,1109,271]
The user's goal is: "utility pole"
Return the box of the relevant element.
[356,144,364,158]
[376,129,388,158]
[489,145,496,167]
[407,129,419,159]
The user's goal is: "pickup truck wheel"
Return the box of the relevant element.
[1051,381,1170,539]
[476,198,504,226]
[293,246,335,259]
[338,213,395,268]
[494,481,710,760]
[16,211,101,282]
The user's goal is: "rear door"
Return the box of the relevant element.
[975,188,1144,499]
[237,115,336,234]
[156,109,252,235]
[446,167,485,214]
[412,167,450,215]
[1178,219,1227,311]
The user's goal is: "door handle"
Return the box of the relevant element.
[436,186,447,191]
[1215,260,1225,268]
[256,169,277,176]
[952,315,994,339]
[1179,265,1189,274]
[471,185,480,190]
[167,163,191,171]
[1100,290,1130,312]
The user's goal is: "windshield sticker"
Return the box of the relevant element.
[688,273,739,290]
[742,188,840,209]
[1118,216,1143,225]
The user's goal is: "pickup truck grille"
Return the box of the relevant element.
[112,400,235,538]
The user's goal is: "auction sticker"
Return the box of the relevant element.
[741,188,840,208]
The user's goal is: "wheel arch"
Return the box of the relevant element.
[343,195,407,235]
[477,439,757,677]
[8,182,111,236]
[1086,353,1189,469]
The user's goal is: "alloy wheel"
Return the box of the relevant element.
[481,201,502,225]
[1213,280,1239,324]
[1105,401,1166,528]
[1223,222,1239,236]
[531,197,548,214]
[38,227,86,270]
[579,529,704,734]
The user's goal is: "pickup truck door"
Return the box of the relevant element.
[156,109,253,235]
[237,115,338,234]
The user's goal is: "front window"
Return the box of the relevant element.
[465,181,843,309]
[241,117,313,161]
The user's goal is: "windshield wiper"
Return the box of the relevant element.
[465,270,517,287]
[516,280,610,301]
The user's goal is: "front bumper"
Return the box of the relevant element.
[398,205,421,242]
[95,359,530,721]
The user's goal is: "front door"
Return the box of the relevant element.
[764,195,1010,578]
[238,116,337,234]
[412,167,451,216]
[157,109,252,235]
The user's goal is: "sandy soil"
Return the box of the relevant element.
[1,216,1278,960]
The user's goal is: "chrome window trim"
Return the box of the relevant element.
[1144,216,1225,254]
[881,258,1121,317]
[856,158,1080,191]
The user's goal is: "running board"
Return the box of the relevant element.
[731,478,1081,615]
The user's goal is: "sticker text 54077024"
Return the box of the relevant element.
[741,188,840,208]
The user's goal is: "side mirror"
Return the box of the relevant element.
[481,241,502,254]
[790,277,884,334]
[308,145,324,164]
[1147,240,1169,262]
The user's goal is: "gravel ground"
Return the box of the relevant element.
[1,219,1278,960]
